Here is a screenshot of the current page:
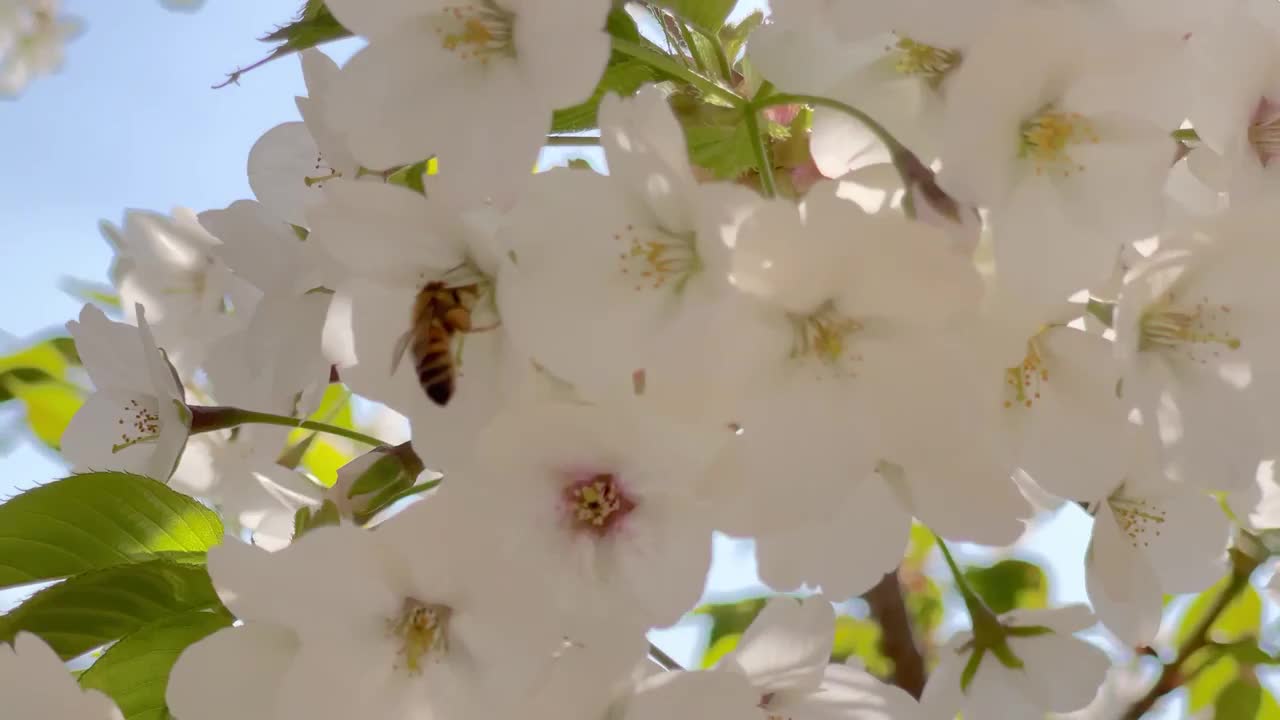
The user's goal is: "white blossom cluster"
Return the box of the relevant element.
[0,0,78,95]
[12,0,1280,717]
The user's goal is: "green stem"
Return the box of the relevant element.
[935,534,980,606]
[676,21,709,75]
[612,37,744,107]
[755,92,919,208]
[745,82,778,198]
[188,405,388,448]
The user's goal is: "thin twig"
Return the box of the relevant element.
[1120,549,1258,719]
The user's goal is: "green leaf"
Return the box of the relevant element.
[1215,679,1261,719]
[905,576,944,639]
[654,0,736,32]
[685,120,756,179]
[963,559,1048,615]
[0,561,220,660]
[1189,655,1238,712]
[0,340,72,378]
[0,472,223,590]
[701,632,741,668]
[218,4,352,88]
[1178,578,1262,647]
[1259,691,1280,720]
[831,616,891,676]
[551,57,662,133]
[719,10,763,63]
[2,375,85,449]
[79,610,233,720]
[694,597,767,648]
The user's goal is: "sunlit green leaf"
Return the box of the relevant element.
[1188,655,1237,712]
[701,632,741,668]
[719,10,763,63]
[0,472,223,590]
[2,375,84,449]
[79,609,232,720]
[654,0,737,32]
[831,616,892,677]
[1178,577,1261,648]
[685,121,756,179]
[963,559,1048,615]
[0,561,219,660]
[694,596,767,648]
[1215,679,1261,719]
[219,3,352,87]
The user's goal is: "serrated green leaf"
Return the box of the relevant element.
[3,375,84,449]
[1189,655,1238,712]
[219,5,351,87]
[79,609,232,720]
[963,559,1048,615]
[685,121,756,179]
[654,0,736,32]
[0,561,220,660]
[719,10,763,62]
[701,632,741,668]
[1216,679,1261,719]
[0,472,223,590]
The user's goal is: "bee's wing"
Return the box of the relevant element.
[390,328,415,375]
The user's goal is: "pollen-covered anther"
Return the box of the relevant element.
[564,473,636,537]
[433,2,516,64]
[1109,495,1166,548]
[790,302,862,376]
[890,35,960,83]
[1139,298,1240,361]
[1247,96,1280,167]
[615,225,700,292]
[1002,340,1048,410]
[1019,108,1100,177]
[112,398,162,453]
[387,598,452,674]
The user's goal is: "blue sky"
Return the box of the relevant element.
[0,0,1112,670]
[0,0,329,490]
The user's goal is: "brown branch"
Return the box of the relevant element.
[864,569,928,699]
[1120,548,1258,719]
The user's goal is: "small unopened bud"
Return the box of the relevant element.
[326,441,426,524]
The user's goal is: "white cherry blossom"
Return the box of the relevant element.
[454,401,720,633]
[326,0,612,205]
[1,632,123,720]
[248,49,362,228]
[1083,436,1230,646]
[0,0,79,96]
[499,87,769,421]
[940,2,1176,304]
[621,595,925,720]
[923,604,1109,720]
[62,304,191,481]
[174,503,563,720]
[1113,208,1280,492]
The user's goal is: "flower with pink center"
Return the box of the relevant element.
[451,401,722,634]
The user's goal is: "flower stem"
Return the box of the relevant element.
[754,92,922,213]
[188,405,388,448]
[745,82,778,198]
[935,533,981,608]
[612,37,744,107]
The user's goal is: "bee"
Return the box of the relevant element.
[392,281,484,406]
